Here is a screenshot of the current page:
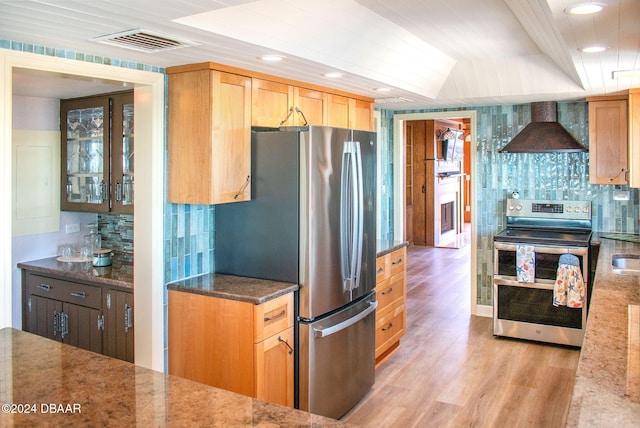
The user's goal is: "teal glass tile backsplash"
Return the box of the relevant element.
[380,102,639,306]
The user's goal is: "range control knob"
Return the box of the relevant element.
[566,206,573,213]
[516,204,522,211]
[583,207,590,213]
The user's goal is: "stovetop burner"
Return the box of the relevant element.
[493,227,592,247]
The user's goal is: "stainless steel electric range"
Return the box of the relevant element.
[493,198,592,347]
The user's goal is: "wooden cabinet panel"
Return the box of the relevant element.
[375,247,407,365]
[168,290,294,407]
[60,91,134,213]
[168,69,251,204]
[252,78,293,127]
[326,94,351,128]
[293,87,326,126]
[588,99,628,184]
[103,288,135,363]
[375,303,406,359]
[255,326,294,407]
[22,270,134,362]
[352,98,374,131]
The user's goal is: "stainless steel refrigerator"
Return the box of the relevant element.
[215,126,377,419]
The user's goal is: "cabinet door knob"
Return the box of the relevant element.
[381,287,393,296]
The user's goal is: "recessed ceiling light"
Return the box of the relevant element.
[375,87,391,92]
[612,69,640,79]
[322,71,344,78]
[565,2,605,15]
[579,45,607,53]
[258,54,285,62]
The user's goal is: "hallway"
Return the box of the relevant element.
[343,244,579,427]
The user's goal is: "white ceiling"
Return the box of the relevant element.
[2,0,639,109]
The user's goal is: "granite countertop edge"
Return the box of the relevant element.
[377,240,409,257]
[17,256,133,291]
[567,236,640,426]
[167,273,298,305]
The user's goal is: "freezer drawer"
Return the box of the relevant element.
[297,292,377,419]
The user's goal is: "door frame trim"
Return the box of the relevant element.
[1,49,166,370]
[392,110,478,315]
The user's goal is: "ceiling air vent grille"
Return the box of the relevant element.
[375,97,413,105]
[90,29,199,53]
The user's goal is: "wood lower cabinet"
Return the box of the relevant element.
[22,270,134,362]
[23,272,103,354]
[103,288,134,363]
[375,247,407,365]
[168,290,295,407]
[167,66,252,204]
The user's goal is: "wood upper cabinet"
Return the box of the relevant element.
[168,67,251,204]
[252,78,293,127]
[352,98,374,131]
[326,93,351,128]
[252,77,373,130]
[168,290,295,407]
[588,97,628,184]
[588,89,640,187]
[293,87,326,126]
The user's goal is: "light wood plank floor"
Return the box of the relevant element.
[342,244,580,428]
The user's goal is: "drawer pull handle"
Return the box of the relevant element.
[37,283,51,291]
[382,322,393,332]
[278,336,294,355]
[53,311,60,337]
[392,258,403,266]
[124,304,133,333]
[264,309,286,323]
[381,287,393,295]
[70,291,86,299]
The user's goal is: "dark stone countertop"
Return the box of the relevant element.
[567,235,640,426]
[0,327,348,427]
[377,239,409,257]
[167,273,298,305]
[17,254,133,291]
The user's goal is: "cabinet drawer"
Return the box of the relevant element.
[377,272,405,313]
[376,253,391,283]
[389,247,406,277]
[26,273,101,309]
[375,303,405,358]
[254,293,294,342]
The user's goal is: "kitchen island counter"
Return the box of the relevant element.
[567,235,640,426]
[0,328,348,427]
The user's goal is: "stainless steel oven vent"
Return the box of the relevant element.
[90,29,199,53]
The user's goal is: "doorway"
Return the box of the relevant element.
[392,110,478,315]
[0,49,165,370]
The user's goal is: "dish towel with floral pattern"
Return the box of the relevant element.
[516,245,535,283]
[554,253,585,308]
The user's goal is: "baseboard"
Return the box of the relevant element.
[475,304,493,318]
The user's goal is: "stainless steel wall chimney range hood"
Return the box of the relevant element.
[499,101,586,153]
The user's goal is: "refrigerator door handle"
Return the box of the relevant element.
[340,140,364,293]
[313,300,377,338]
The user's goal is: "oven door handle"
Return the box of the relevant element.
[493,276,555,290]
[494,242,588,256]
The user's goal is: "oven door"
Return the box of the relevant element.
[493,242,588,346]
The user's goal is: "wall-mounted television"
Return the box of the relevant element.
[440,128,464,162]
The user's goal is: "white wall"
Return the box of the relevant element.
[10,95,96,327]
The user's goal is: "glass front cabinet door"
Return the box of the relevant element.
[61,91,133,213]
